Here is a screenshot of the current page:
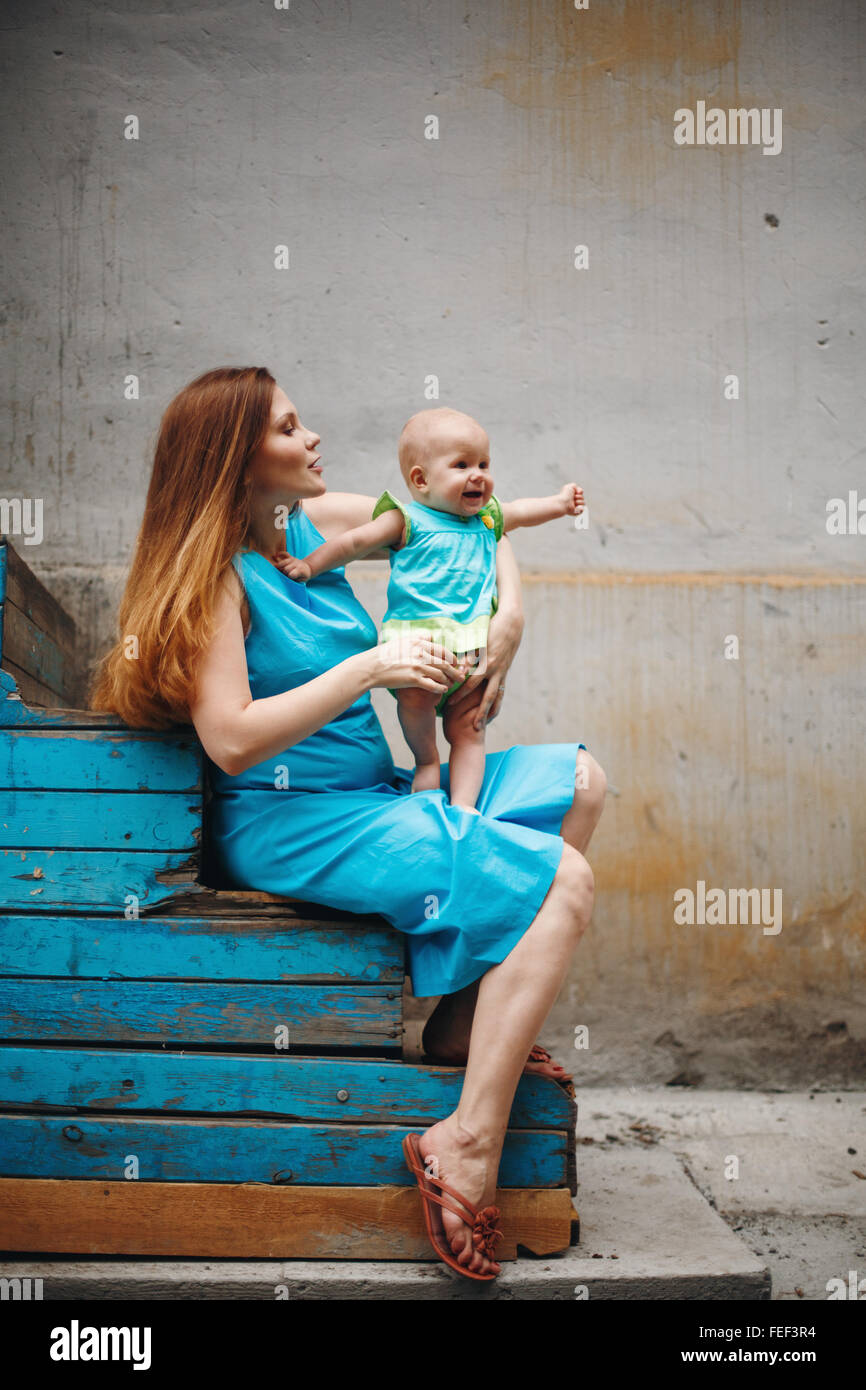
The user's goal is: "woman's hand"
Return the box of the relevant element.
[362,634,464,697]
[446,537,525,730]
[445,616,521,729]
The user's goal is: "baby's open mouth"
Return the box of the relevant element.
[462,489,483,500]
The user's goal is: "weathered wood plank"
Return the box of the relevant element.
[0,670,142,729]
[0,1113,568,1187]
[0,791,201,851]
[0,541,79,703]
[131,887,383,920]
[0,729,201,791]
[1,540,77,654]
[0,1177,576,1259]
[0,914,403,982]
[0,848,202,911]
[0,660,64,711]
[0,980,402,1049]
[2,602,70,697]
[0,1047,575,1129]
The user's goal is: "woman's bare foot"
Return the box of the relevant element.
[422,1011,574,1089]
[425,1037,573,1087]
[417,1116,502,1276]
[412,761,440,793]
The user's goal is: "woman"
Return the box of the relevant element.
[90,366,606,1281]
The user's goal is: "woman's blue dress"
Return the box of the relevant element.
[205,504,586,998]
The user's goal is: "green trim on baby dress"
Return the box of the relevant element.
[371,489,413,544]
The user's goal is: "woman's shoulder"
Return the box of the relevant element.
[222,557,251,638]
[303,491,380,540]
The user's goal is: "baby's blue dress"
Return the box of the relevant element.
[372,489,503,652]
[205,504,586,998]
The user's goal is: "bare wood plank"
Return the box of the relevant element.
[2,602,71,698]
[150,888,388,921]
[0,1177,576,1259]
[2,541,77,654]
[0,658,63,710]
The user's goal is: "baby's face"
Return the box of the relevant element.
[409,417,494,517]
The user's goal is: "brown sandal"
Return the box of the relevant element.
[401,1132,503,1281]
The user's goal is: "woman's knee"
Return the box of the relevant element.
[576,750,607,814]
[554,843,595,935]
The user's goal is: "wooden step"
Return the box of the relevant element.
[0,911,403,981]
[0,1046,576,1129]
[0,1177,577,1260]
[0,1113,570,1188]
[0,979,402,1050]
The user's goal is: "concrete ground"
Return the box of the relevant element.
[3,1089,861,1300]
[577,1088,866,1301]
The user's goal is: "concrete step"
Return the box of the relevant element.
[2,1146,769,1300]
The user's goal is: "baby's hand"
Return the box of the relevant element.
[273,552,313,582]
[559,483,585,516]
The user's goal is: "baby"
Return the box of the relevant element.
[276,407,583,810]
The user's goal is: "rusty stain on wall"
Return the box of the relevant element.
[521,571,866,588]
[472,0,744,197]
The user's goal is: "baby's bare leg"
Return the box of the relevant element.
[396,688,441,793]
[442,656,486,810]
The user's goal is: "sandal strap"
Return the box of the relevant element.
[417,1186,503,1257]
[403,1151,481,1221]
[418,1185,481,1226]
[404,1138,504,1263]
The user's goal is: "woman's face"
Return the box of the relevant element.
[246,386,324,501]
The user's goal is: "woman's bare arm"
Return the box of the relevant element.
[490,535,525,636]
[445,536,525,726]
[190,570,462,776]
[303,491,391,558]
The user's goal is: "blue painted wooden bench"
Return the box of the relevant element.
[0,534,577,1260]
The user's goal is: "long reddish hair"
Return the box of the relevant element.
[88,366,276,728]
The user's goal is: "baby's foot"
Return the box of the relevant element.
[412,761,440,793]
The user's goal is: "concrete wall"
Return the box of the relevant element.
[2,0,864,1083]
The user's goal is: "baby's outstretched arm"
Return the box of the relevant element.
[500,483,584,532]
[274,508,405,581]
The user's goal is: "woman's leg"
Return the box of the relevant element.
[417,844,594,1275]
[559,748,607,855]
[422,747,608,1067]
